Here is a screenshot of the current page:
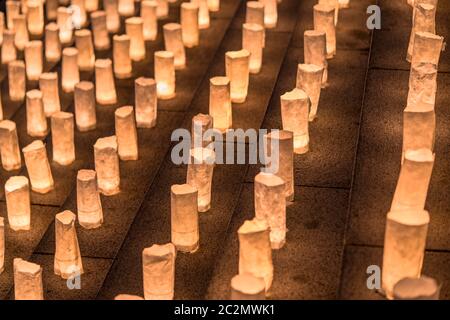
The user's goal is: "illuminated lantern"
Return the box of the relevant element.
[156,0,169,18]
[115,294,144,300]
[24,41,43,81]
[75,29,95,71]
[5,176,31,231]
[231,274,266,300]
[0,120,22,171]
[181,2,199,48]
[154,51,176,99]
[225,49,250,103]
[209,76,232,132]
[71,0,87,27]
[135,77,157,128]
[39,72,61,117]
[13,258,44,300]
[51,112,75,166]
[95,59,117,105]
[0,218,3,274]
[2,29,17,64]
[319,0,339,25]
[338,0,350,9]
[91,10,110,50]
[242,23,264,74]
[407,63,437,110]
[163,23,186,69]
[304,30,328,86]
[45,23,61,63]
[403,105,435,162]
[0,14,4,46]
[125,17,146,62]
[191,0,209,29]
[264,130,294,201]
[407,3,436,62]
[296,64,324,121]
[142,243,176,300]
[104,0,120,33]
[94,136,120,195]
[171,184,199,253]
[113,34,132,79]
[26,0,44,36]
[382,209,429,299]
[57,7,73,45]
[259,0,277,28]
[74,81,97,131]
[8,60,26,102]
[85,0,99,12]
[391,148,434,212]
[186,147,215,212]
[411,31,443,67]
[314,4,336,58]
[62,47,80,93]
[22,140,54,193]
[46,0,59,20]
[141,1,158,41]
[26,90,47,137]
[77,169,103,229]
[393,276,440,300]
[118,0,135,17]
[54,210,84,279]
[246,1,265,47]
[13,15,28,51]
[208,0,220,11]
[6,1,20,30]
[238,219,273,291]
[115,106,138,161]
[191,113,213,148]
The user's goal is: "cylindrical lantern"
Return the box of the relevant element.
[259,0,277,28]
[319,0,339,25]
[6,1,20,30]
[0,120,22,171]
[407,3,436,62]
[77,169,103,229]
[5,176,31,231]
[91,10,110,50]
[44,23,61,63]
[75,29,95,71]
[94,136,120,195]
[209,76,232,132]
[125,17,146,61]
[296,64,324,121]
[2,29,17,64]
[24,40,43,81]
[51,112,75,166]
[26,90,48,137]
[304,30,328,86]
[142,243,176,300]
[74,81,97,131]
[163,23,186,70]
[13,258,44,300]
[171,184,199,253]
[231,274,266,300]
[62,47,80,93]
[156,0,169,18]
[57,7,73,45]
[54,210,84,279]
[113,34,132,79]
[225,49,250,103]
[181,2,199,48]
[46,0,59,20]
[191,0,209,29]
[71,0,87,28]
[39,72,61,117]
[191,113,213,148]
[246,1,264,26]
[154,51,176,99]
[103,0,121,33]
[118,0,135,17]
[22,140,54,193]
[238,218,273,291]
[135,77,157,128]
[403,106,435,161]
[313,4,336,59]
[393,276,440,300]
[208,0,220,12]
[242,23,264,74]
[115,106,138,161]
[407,63,437,110]
[26,0,44,36]
[13,15,29,51]
[140,1,157,41]
[85,0,100,12]
[411,31,444,67]
[382,209,429,299]
[95,59,117,105]
[8,60,26,102]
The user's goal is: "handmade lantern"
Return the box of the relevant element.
[191,113,213,149]
[187,147,215,212]
[94,136,120,195]
[125,17,146,61]
[296,64,324,121]
[191,0,209,29]
[393,276,440,300]
[75,29,95,71]
[13,259,44,300]
[62,47,80,93]
[319,0,339,25]
[22,140,54,193]
[39,72,61,117]
[26,90,47,137]
[154,51,176,99]
[304,30,328,86]
[95,59,117,105]
[208,0,220,12]
[54,210,84,279]
[259,0,277,28]
[231,274,266,300]
[77,169,103,229]
[246,1,265,26]
[225,49,250,103]
[171,184,199,253]
[156,0,169,18]
[407,3,436,62]
[8,60,26,102]
[382,209,429,299]
[209,76,232,132]
[411,31,444,67]
[91,10,110,50]
[238,219,273,291]
[0,120,22,171]
[26,0,44,36]
[181,2,199,48]
[45,23,61,62]
[0,218,3,274]
[85,0,99,12]
[13,15,28,51]
[2,29,17,64]
[57,7,73,45]
[163,23,186,69]
[391,148,434,212]
[51,112,75,166]
[338,0,350,8]
[104,0,120,33]
[6,1,20,30]
[46,0,59,20]
[24,41,43,81]
[115,294,144,300]
[115,106,138,161]
[407,63,437,110]
[141,1,158,41]
[112,35,132,79]
[5,176,31,231]
[118,0,135,16]
[243,23,264,74]
[135,77,157,128]
[74,81,97,131]
[71,0,87,27]
[313,4,336,58]
[142,243,176,300]
[403,105,435,162]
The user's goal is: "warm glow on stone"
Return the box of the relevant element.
[135,77,157,128]
[5,176,31,231]
[314,4,336,59]
[77,169,103,229]
[231,274,266,300]
[403,105,435,162]
[94,136,120,195]
[91,10,110,50]
[104,0,121,33]
[39,72,61,117]
[13,15,29,51]
[2,29,17,64]
[45,23,61,63]
[51,112,75,166]
[126,17,146,62]
[407,63,437,110]
[141,0,158,41]
[13,258,44,300]
[75,29,95,71]
[0,120,22,171]
[154,51,176,99]
[393,276,440,300]
[281,88,309,154]
[115,106,138,161]
[296,63,324,122]
[191,0,210,29]
[26,0,44,36]
[8,60,26,102]
[24,41,43,81]
[62,47,80,93]
[118,0,135,16]
[26,89,48,137]
[411,31,444,67]
[304,30,328,86]
[181,2,199,48]
[22,140,54,193]
[243,23,264,74]
[74,81,97,131]
[259,0,278,28]
[209,76,232,133]
[113,34,132,79]
[156,0,169,18]
[95,59,117,105]
[225,49,250,103]
[187,147,215,212]
[407,3,436,62]
[163,23,186,70]
[57,7,73,45]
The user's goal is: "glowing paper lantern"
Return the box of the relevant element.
[71,0,87,27]
[209,76,232,132]
[95,59,117,105]
[171,184,199,253]
[135,77,157,128]
[57,7,73,45]
[304,30,328,86]
[39,72,61,117]
[85,0,99,12]
[338,0,350,9]
[208,0,220,12]
[0,218,3,274]
[382,209,429,299]
[259,0,277,28]
[407,3,436,62]
[142,243,176,300]
[403,105,435,162]
[54,210,84,279]
[22,140,54,193]
[46,0,59,20]
[2,29,17,64]
[115,106,138,161]
[313,4,336,59]
[103,0,120,33]
[154,51,176,99]
[118,0,135,17]
[91,10,110,50]
[225,49,250,103]
[77,169,103,229]
[163,23,186,69]
[191,0,209,29]
[5,176,31,231]
[319,0,339,25]
[113,34,132,79]
[393,276,440,300]
[115,294,144,300]
[191,113,213,148]
[13,15,28,51]
[296,64,324,121]
[24,41,43,81]
[0,120,22,171]
[45,23,61,63]
[6,1,20,30]
[411,31,443,67]
[187,147,215,212]
[407,63,437,110]
[74,81,97,131]
[62,47,80,93]
[231,274,266,300]
[51,112,75,166]
[26,90,47,137]
[26,0,44,36]
[242,23,264,74]
[181,2,199,48]
[238,219,273,291]
[141,1,158,41]
[94,136,120,195]
[75,29,95,71]
[125,17,146,61]
[156,0,169,18]
[246,1,264,26]
[13,258,44,300]
[8,60,26,102]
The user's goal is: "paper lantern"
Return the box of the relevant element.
[39,72,61,117]
[135,77,157,128]
[154,51,176,99]
[191,113,213,149]
[313,4,336,59]
[393,276,440,300]
[142,243,176,300]
[403,105,435,162]
[71,0,87,27]
[319,0,339,25]
[95,59,117,105]
[407,63,437,110]
[74,81,97,131]
[382,209,429,299]
[191,0,209,29]
[8,60,26,102]
[13,15,28,51]
[407,3,436,62]
[2,29,17,64]
[24,41,43,81]
[54,210,84,279]
[163,23,186,69]
[46,0,59,20]
[57,7,73,45]
[181,2,199,48]
[171,184,199,253]
[156,0,169,18]
[85,0,99,12]
[208,0,220,12]
[26,0,44,36]
[77,169,103,229]
[6,0,20,30]
[125,17,146,61]
[62,47,80,93]
[141,1,158,41]
[411,31,443,67]
[5,176,31,231]
[75,29,95,71]
[114,294,144,300]
[391,148,434,212]
[94,136,120,195]
[26,90,47,137]
[338,0,350,8]
[13,258,44,300]
[304,30,328,86]
[225,49,250,103]
[242,23,264,74]
[22,140,54,193]
[91,10,110,50]
[296,64,324,121]
[0,120,22,171]
[45,23,61,63]
[259,0,277,28]
[51,112,75,166]
[209,76,232,132]
[0,218,4,274]
[118,0,135,17]
[115,106,138,161]
[112,34,132,79]
[238,219,273,291]
[246,1,264,26]
[187,147,215,212]
[231,274,266,300]
[103,0,120,33]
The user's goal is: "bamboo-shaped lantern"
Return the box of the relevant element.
[104,0,120,33]
[407,3,436,62]
[95,59,117,105]
[296,64,324,121]
[313,4,336,59]
[115,106,138,161]
[5,176,31,231]
[91,10,110,50]
[209,76,232,132]
[113,34,132,79]
[62,47,80,93]
[14,259,44,300]
[154,51,176,99]
[393,276,440,300]
[125,17,146,61]
[304,30,328,86]
[141,0,158,41]
[39,72,61,117]
[135,77,157,128]
[75,29,95,71]
[181,2,199,48]
[77,169,103,229]
[74,81,97,131]
[0,120,22,171]
[231,274,266,300]
[45,23,61,63]
[51,112,75,165]
[225,49,250,103]
[242,23,264,74]
[26,90,48,137]
[8,60,26,102]
[24,41,43,81]
[22,140,54,193]
[94,136,120,195]
[163,23,186,69]
[57,7,73,45]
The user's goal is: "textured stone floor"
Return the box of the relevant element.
[0,0,449,300]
